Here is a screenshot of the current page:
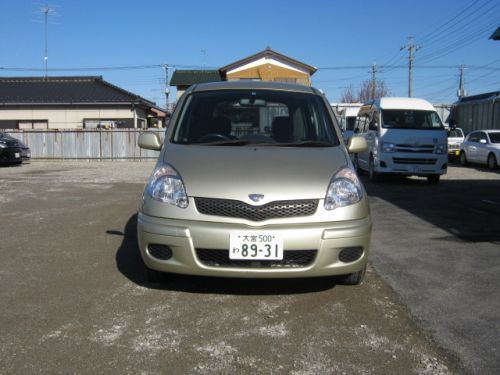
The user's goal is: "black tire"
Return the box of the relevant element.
[368,156,379,182]
[460,151,467,166]
[487,153,498,170]
[144,264,166,283]
[340,264,367,285]
[427,175,440,185]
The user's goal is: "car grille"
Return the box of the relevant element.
[393,157,437,165]
[195,249,317,268]
[395,144,435,153]
[194,198,318,221]
[448,144,460,150]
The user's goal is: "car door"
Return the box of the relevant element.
[476,132,490,164]
[464,132,479,162]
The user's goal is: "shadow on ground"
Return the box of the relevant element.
[112,214,338,294]
[362,166,500,243]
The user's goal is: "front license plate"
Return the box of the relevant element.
[14,152,20,158]
[229,232,283,260]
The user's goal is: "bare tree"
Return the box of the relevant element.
[358,80,390,103]
[340,85,358,103]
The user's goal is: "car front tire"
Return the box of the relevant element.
[340,264,367,285]
[487,153,498,170]
[460,151,468,166]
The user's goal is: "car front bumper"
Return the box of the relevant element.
[137,212,372,278]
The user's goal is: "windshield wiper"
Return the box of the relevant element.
[198,139,252,146]
[277,141,335,147]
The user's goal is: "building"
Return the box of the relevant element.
[449,91,500,134]
[0,76,166,130]
[170,48,317,100]
[219,48,317,85]
[169,70,222,101]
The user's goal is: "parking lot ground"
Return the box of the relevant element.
[0,161,495,374]
[363,164,500,375]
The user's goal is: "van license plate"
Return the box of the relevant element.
[229,232,283,260]
[15,152,20,158]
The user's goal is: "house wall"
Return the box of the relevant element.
[0,106,148,130]
[226,64,311,85]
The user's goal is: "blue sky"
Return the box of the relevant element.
[0,0,498,107]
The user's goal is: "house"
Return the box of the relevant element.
[169,70,222,101]
[219,47,317,85]
[0,76,166,130]
[169,48,317,99]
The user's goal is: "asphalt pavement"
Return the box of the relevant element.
[1,161,498,374]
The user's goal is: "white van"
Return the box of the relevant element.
[339,105,361,141]
[352,97,448,184]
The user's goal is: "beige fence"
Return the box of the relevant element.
[4,129,164,160]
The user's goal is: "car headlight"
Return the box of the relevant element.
[146,163,188,208]
[324,167,363,210]
[434,144,447,154]
[0,141,7,149]
[381,142,396,153]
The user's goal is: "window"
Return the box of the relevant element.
[468,132,479,143]
[488,132,500,144]
[381,110,444,130]
[18,120,48,130]
[173,90,339,146]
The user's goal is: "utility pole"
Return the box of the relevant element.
[164,64,170,110]
[401,36,420,97]
[458,64,467,98]
[370,63,377,100]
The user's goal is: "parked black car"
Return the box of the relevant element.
[0,132,31,165]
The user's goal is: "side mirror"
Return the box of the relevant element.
[347,135,367,154]
[479,139,487,144]
[138,132,162,151]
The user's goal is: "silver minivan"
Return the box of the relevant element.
[137,81,371,284]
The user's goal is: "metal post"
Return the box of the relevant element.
[371,63,377,100]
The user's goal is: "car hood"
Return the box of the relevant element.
[381,129,447,145]
[162,144,348,204]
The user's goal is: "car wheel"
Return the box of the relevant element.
[427,175,440,185]
[487,153,498,170]
[144,264,166,283]
[368,156,379,182]
[340,264,367,285]
[460,151,467,166]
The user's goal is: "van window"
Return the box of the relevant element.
[381,110,444,130]
[346,117,356,131]
[173,90,339,146]
[448,128,464,138]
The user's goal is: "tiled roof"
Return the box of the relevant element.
[0,76,159,108]
[169,70,221,86]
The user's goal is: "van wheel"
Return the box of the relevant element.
[460,151,467,166]
[144,264,166,283]
[427,175,440,185]
[340,264,367,285]
[368,157,379,182]
[487,153,498,170]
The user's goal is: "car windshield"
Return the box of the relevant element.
[489,132,500,143]
[381,110,444,130]
[448,128,464,138]
[172,90,339,146]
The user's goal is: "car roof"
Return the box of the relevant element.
[190,80,319,95]
[375,97,436,111]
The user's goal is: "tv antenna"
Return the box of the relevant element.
[33,3,59,77]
